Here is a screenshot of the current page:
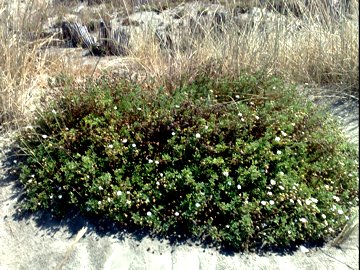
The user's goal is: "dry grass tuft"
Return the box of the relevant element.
[129,0,359,92]
[0,0,57,128]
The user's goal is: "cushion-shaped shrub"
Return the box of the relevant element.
[18,75,358,251]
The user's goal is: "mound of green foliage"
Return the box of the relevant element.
[18,75,358,251]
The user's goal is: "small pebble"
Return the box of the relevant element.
[299,245,309,253]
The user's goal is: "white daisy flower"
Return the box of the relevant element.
[311,198,318,204]
[305,199,312,205]
[299,217,308,223]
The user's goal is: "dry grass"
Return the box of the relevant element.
[0,0,358,128]
[130,0,359,90]
[0,0,123,128]
[0,0,56,128]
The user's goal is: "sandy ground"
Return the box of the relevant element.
[0,91,358,270]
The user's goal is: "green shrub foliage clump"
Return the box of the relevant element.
[18,75,358,251]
